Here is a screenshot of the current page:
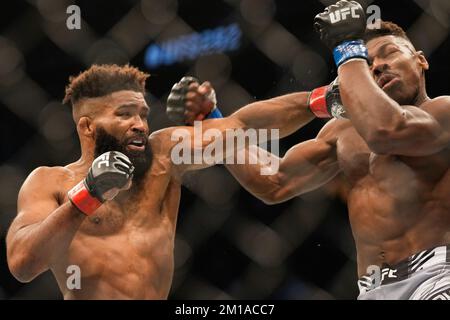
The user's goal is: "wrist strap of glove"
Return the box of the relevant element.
[68,180,103,216]
[206,107,223,119]
[308,86,331,118]
[333,40,368,67]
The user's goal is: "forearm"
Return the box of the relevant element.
[225,131,341,204]
[173,92,316,173]
[7,202,86,282]
[338,60,405,141]
[230,92,315,138]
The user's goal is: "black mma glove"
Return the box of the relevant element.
[166,76,222,125]
[314,0,368,67]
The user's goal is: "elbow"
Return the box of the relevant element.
[258,186,293,205]
[257,172,298,205]
[365,127,401,155]
[259,194,284,205]
[365,114,407,154]
[7,251,39,283]
[366,136,391,154]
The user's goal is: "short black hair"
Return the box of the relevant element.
[364,21,411,43]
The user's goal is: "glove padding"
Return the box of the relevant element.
[68,151,134,215]
[86,151,134,201]
[314,0,366,49]
[167,76,218,125]
[308,77,347,119]
[166,76,200,125]
[326,77,347,119]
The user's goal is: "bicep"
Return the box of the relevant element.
[275,137,340,197]
[269,121,341,201]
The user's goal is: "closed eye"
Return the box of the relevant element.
[140,111,149,119]
[386,49,398,56]
[117,111,132,118]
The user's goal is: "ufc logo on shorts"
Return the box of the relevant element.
[365,265,397,289]
[330,7,360,23]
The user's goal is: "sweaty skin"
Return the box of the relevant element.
[339,36,450,276]
[225,35,450,277]
[332,112,449,277]
[30,154,181,299]
[7,88,313,299]
[8,91,181,299]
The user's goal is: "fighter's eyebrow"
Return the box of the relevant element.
[368,42,398,65]
[117,103,150,112]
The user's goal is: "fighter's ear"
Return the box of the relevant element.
[78,116,95,138]
[416,50,429,71]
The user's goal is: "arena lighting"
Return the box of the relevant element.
[144,23,241,69]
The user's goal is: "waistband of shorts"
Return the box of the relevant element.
[357,245,450,294]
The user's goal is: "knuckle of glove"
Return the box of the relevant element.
[179,76,199,85]
[167,93,185,109]
[167,95,187,124]
[111,151,130,161]
[167,77,200,124]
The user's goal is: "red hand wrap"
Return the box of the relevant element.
[68,180,102,216]
[308,86,331,118]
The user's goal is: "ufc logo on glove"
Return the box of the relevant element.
[330,7,360,23]
[321,1,381,29]
[97,153,110,168]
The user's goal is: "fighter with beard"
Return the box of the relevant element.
[6,65,158,299]
[6,64,310,299]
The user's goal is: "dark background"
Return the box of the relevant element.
[0,0,449,299]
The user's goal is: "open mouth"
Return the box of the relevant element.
[126,137,146,151]
[377,74,398,90]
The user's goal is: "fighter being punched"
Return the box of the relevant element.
[313,1,450,299]
[174,1,450,299]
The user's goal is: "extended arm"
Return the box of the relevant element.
[230,91,314,137]
[163,77,344,176]
[161,92,317,175]
[225,119,342,204]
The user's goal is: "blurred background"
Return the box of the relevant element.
[0,0,449,299]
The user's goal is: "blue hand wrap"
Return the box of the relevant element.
[333,40,368,67]
[206,107,223,119]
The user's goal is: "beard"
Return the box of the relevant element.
[94,127,153,185]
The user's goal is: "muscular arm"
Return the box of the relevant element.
[338,60,450,156]
[6,167,85,282]
[158,91,317,176]
[225,120,342,204]
[231,92,315,137]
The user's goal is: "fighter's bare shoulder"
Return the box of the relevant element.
[147,127,184,179]
[20,166,74,198]
[416,95,450,125]
[317,117,351,140]
[429,95,450,104]
[148,127,179,157]
[422,95,450,110]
